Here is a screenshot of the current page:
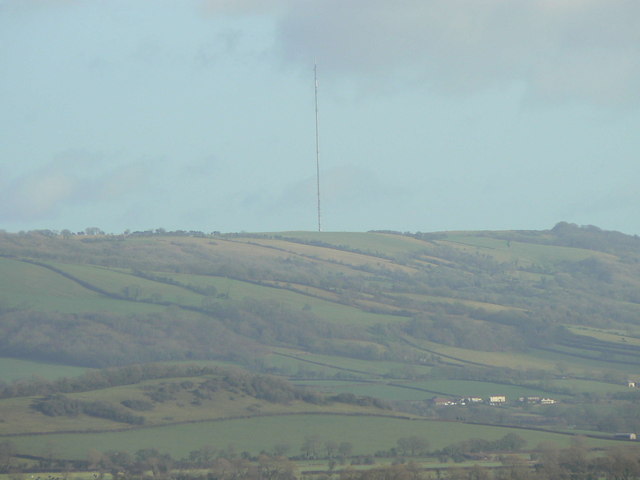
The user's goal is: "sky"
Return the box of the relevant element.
[1,0,639,235]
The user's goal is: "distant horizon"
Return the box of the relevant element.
[2,220,638,237]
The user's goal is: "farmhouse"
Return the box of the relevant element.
[489,395,506,404]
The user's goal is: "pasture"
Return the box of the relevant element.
[267,349,432,378]
[49,262,205,307]
[268,231,432,258]
[7,414,622,461]
[163,273,406,326]
[440,234,613,267]
[0,258,159,314]
[3,226,640,466]
[0,357,90,382]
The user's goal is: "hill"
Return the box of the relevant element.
[2,223,640,470]
[2,223,640,371]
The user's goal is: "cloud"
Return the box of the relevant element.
[203,0,640,106]
[0,151,153,223]
[0,170,76,221]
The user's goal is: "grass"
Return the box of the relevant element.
[405,338,560,371]
[567,325,640,347]
[267,349,433,378]
[164,273,406,326]
[50,262,205,307]
[0,373,392,435]
[8,414,623,461]
[440,234,615,267]
[406,337,640,375]
[393,292,516,313]
[266,231,432,258]
[0,258,160,314]
[549,378,631,395]
[233,237,419,275]
[0,357,90,382]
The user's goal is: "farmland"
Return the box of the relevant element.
[7,414,623,461]
[2,223,640,476]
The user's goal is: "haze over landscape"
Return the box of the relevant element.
[5,4,640,477]
[2,0,639,234]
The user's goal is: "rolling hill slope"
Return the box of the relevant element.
[2,223,640,462]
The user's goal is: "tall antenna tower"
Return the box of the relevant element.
[314,62,322,232]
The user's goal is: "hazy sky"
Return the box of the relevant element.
[1,0,639,234]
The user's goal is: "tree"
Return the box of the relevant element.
[257,454,295,480]
[301,435,322,459]
[122,285,142,300]
[325,440,339,458]
[496,433,526,452]
[397,436,430,457]
[134,448,172,478]
[85,227,104,235]
[188,445,218,467]
[600,447,640,480]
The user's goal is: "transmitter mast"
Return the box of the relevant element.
[314,62,322,232]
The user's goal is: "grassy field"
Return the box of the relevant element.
[234,238,419,274]
[439,234,613,267]
[567,325,640,346]
[0,258,161,314]
[50,262,205,307]
[7,414,623,461]
[405,337,640,375]
[393,292,515,313]
[266,231,432,258]
[267,349,432,378]
[549,378,631,395]
[0,357,90,382]
[3,226,640,464]
[164,273,406,326]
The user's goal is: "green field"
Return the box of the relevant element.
[0,358,90,382]
[3,225,640,464]
[8,414,621,460]
[50,262,206,307]
[267,349,432,378]
[0,258,161,314]
[267,232,432,258]
[549,378,631,395]
[164,273,405,326]
[440,234,611,266]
